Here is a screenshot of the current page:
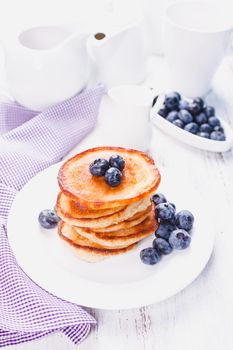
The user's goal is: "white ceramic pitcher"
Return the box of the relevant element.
[5,26,90,110]
[106,85,154,152]
[87,19,147,88]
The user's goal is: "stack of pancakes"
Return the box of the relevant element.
[56,147,161,262]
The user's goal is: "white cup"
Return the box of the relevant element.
[107,85,154,152]
[164,1,233,97]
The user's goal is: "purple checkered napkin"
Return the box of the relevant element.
[0,85,105,347]
[0,101,38,134]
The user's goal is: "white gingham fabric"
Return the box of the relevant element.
[0,85,104,347]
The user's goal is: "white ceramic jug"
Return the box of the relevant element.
[5,26,90,110]
[106,85,154,152]
[87,19,147,88]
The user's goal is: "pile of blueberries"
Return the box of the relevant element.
[157,91,226,141]
[89,154,125,187]
[140,193,194,265]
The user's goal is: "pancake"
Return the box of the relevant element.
[73,213,157,248]
[58,221,115,249]
[58,146,161,209]
[92,209,151,233]
[56,192,125,219]
[58,221,136,262]
[92,213,158,238]
[56,196,151,229]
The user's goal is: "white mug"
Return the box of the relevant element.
[164,1,233,97]
[106,85,154,152]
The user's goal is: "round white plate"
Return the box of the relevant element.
[151,94,233,152]
[8,163,214,310]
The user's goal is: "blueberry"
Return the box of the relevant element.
[169,229,191,250]
[109,155,125,171]
[169,203,176,210]
[179,109,193,124]
[210,131,226,141]
[155,221,176,239]
[188,102,202,116]
[173,91,181,100]
[90,158,109,176]
[197,132,210,139]
[195,112,207,125]
[199,123,212,133]
[104,167,122,187]
[179,99,189,110]
[166,111,179,122]
[164,92,180,110]
[184,122,199,134]
[193,97,204,109]
[204,105,215,117]
[38,209,60,229]
[175,210,194,231]
[156,202,176,221]
[213,125,224,133]
[208,117,220,127]
[166,216,176,225]
[155,221,176,240]
[140,247,162,265]
[151,193,167,206]
[153,237,173,255]
[158,107,169,118]
[172,119,184,128]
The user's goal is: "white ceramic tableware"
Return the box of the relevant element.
[8,162,214,309]
[87,19,147,88]
[142,0,175,55]
[164,1,233,97]
[151,94,233,152]
[107,85,154,151]
[5,26,90,110]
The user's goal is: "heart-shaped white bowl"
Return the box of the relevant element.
[151,94,233,152]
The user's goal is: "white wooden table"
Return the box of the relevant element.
[6,56,233,350]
